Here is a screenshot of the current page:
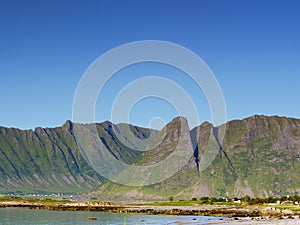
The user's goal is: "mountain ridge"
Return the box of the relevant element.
[0,115,300,200]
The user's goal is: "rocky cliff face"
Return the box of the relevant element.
[219,115,300,197]
[0,115,300,198]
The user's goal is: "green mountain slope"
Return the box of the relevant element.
[0,121,152,193]
[91,115,300,200]
[0,115,300,199]
[0,121,100,193]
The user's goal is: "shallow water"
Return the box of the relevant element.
[0,208,225,224]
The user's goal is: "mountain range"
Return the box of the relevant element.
[0,115,300,200]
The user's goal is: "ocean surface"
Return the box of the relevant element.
[0,208,225,225]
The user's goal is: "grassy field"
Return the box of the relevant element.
[273,204,300,212]
[141,200,243,207]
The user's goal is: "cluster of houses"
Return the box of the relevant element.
[5,192,77,200]
[230,197,299,205]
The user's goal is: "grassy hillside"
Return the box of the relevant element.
[91,115,300,201]
[0,115,300,199]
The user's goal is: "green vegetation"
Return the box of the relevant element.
[149,197,236,206]
[273,205,300,212]
[142,195,300,211]
[0,121,104,193]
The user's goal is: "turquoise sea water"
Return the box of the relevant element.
[0,208,225,224]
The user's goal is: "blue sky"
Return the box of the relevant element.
[0,0,299,130]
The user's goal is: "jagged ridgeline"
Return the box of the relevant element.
[0,115,300,199]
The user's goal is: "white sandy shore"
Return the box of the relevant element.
[206,218,300,225]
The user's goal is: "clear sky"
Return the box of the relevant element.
[0,0,299,130]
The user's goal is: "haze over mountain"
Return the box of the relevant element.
[0,115,300,200]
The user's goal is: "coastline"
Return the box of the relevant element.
[1,199,300,224]
[207,218,300,225]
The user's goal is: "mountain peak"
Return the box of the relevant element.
[62,120,73,131]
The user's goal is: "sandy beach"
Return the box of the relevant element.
[210,218,300,225]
